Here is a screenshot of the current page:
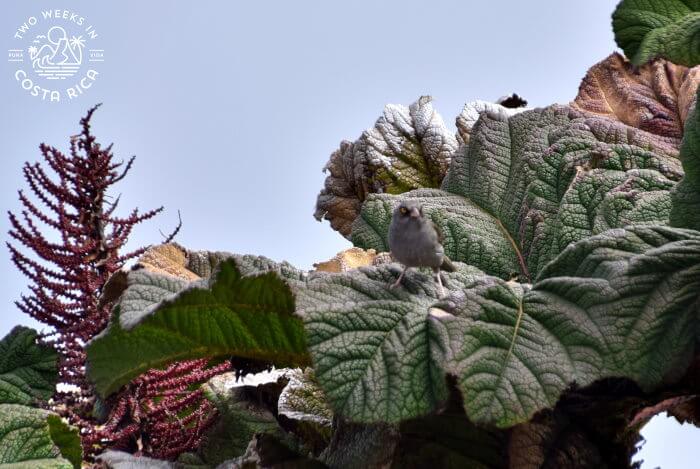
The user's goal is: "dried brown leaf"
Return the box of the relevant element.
[312,247,377,273]
[572,52,700,144]
[136,243,201,281]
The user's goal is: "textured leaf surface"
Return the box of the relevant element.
[354,105,682,279]
[431,225,700,426]
[0,404,74,468]
[0,327,57,406]
[671,87,700,230]
[312,247,378,273]
[277,368,333,455]
[354,189,523,279]
[314,96,457,238]
[301,262,487,423]
[199,373,282,465]
[278,368,332,426]
[87,255,310,397]
[612,0,700,66]
[455,100,528,147]
[0,328,78,468]
[572,52,700,143]
[308,225,700,427]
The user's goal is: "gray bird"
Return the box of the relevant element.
[388,201,455,296]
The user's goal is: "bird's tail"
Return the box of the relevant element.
[441,255,456,272]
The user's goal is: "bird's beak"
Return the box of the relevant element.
[409,207,420,218]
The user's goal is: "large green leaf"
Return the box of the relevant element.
[0,326,57,406]
[612,0,700,67]
[0,328,80,469]
[306,225,700,427]
[314,96,457,238]
[436,225,699,426]
[0,328,81,468]
[302,262,489,423]
[86,255,310,397]
[671,87,700,230]
[0,405,76,468]
[353,106,682,280]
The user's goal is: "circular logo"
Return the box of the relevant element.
[8,9,104,102]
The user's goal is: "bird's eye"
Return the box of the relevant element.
[399,207,407,215]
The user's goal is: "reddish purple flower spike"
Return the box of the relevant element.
[5,105,234,462]
[8,104,165,358]
[83,359,231,459]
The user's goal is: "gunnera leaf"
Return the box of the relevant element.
[353,105,682,280]
[0,404,76,468]
[455,100,528,147]
[198,372,284,465]
[0,328,80,468]
[572,52,700,143]
[671,86,700,230]
[301,261,490,423]
[432,225,700,427]
[306,225,700,428]
[86,254,310,397]
[314,96,457,238]
[612,0,700,67]
[0,326,57,405]
[277,368,333,455]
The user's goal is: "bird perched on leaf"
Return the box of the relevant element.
[388,201,455,296]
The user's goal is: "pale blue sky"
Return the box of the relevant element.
[1,1,696,467]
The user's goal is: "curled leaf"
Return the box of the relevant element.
[455,100,528,147]
[354,105,682,280]
[572,52,700,143]
[136,243,201,281]
[612,0,700,66]
[314,96,457,238]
